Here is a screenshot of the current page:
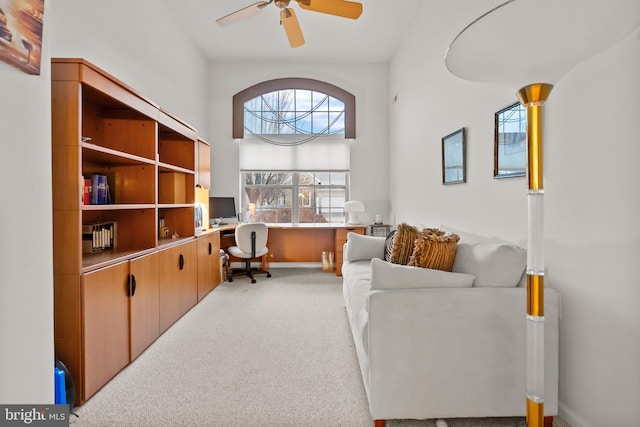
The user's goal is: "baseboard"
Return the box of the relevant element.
[268,262,322,268]
[553,416,572,427]
[558,401,586,427]
[229,262,322,269]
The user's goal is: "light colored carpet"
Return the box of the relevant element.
[69,268,524,427]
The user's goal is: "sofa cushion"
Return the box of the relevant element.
[389,223,420,265]
[370,258,474,290]
[408,229,460,272]
[344,232,385,262]
[452,241,526,287]
[439,225,491,244]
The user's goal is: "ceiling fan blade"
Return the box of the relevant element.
[216,1,272,26]
[297,0,362,20]
[280,8,305,48]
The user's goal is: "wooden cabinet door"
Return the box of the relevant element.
[197,233,221,301]
[82,261,130,399]
[129,252,160,361]
[158,241,198,333]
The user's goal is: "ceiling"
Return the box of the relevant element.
[159,0,425,62]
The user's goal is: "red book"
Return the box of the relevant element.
[83,178,90,205]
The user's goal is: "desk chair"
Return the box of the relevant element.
[227,223,271,283]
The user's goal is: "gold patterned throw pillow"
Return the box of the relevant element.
[408,228,460,272]
[389,223,420,265]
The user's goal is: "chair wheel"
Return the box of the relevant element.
[251,278,256,284]
[267,273,272,278]
[228,277,233,282]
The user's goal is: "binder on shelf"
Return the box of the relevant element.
[104,171,122,204]
[82,222,117,253]
[90,174,108,205]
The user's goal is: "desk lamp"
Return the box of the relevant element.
[344,200,365,225]
[445,1,640,425]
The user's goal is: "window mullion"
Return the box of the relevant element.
[292,172,299,223]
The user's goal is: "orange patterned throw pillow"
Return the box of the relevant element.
[389,223,420,265]
[408,228,460,272]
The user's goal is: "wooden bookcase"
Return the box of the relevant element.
[51,58,219,405]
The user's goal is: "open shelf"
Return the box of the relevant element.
[82,142,156,167]
[83,204,155,211]
[82,247,156,273]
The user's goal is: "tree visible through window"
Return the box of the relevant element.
[244,89,346,136]
[241,171,348,224]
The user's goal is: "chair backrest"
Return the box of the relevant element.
[234,223,268,256]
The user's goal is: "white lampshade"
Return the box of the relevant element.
[445,0,640,90]
[344,200,365,225]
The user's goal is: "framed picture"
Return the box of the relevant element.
[0,0,45,75]
[494,102,527,178]
[442,127,466,185]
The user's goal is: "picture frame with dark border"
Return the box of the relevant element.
[442,127,466,185]
[494,102,527,178]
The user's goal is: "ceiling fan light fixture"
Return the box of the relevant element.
[280,7,305,48]
[275,0,291,8]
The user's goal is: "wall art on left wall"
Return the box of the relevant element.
[0,0,44,75]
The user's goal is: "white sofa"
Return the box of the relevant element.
[341,227,559,424]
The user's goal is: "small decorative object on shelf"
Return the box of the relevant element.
[368,224,391,237]
[158,218,169,239]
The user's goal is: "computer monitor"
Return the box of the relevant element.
[209,197,237,225]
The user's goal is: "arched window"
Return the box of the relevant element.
[244,89,345,138]
[232,78,356,224]
[233,78,356,139]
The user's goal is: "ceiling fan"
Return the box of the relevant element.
[216,0,363,48]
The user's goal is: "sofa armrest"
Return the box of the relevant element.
[365,287,559,420]
[344,232,386,262]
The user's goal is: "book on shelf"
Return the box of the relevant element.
[82,222,117,253]
[90,174,108,205]
[83,177,91,205]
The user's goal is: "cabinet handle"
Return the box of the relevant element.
[179,254,185,270]
[208,242,212,255]
[127,274,137,297]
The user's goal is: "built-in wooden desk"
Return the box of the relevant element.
[211,223,366,276]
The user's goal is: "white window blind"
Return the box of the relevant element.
[239,136,350,171]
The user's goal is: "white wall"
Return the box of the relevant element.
[49,0,210,135]
[390,3,640,426]
[389,1,526,241]
[544,28,640,427]
[208,61,390,224]
[0,0,208,404]
[0,4,54,404]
